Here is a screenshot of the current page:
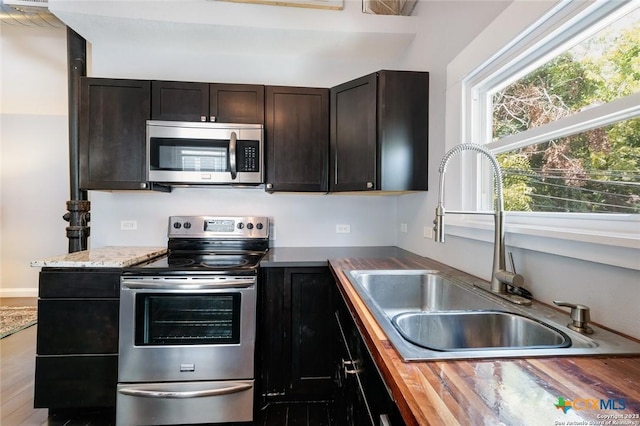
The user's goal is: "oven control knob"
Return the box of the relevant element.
[256,223,264,230]
[183,222,191,229]
[247,223,254,230]
[237,222,244,229]
[173,222,182,229]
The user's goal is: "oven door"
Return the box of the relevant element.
[118,275,256,383]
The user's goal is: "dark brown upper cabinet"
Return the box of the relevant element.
[265,86,329,193]
[79,78,152,190]
[330,70,429,192]
[152,81,265,124]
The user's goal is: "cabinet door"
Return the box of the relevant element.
[210,83,265,124]
[290,268,334,397]
[258,267,334,404]
[377,70,429,191]
[330,73,377,192]
[151,81,209,122]
[79,78,150,190]
[265,86,329,192]
[258,267,288,402]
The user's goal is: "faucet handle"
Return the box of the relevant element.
[553,301,594,334]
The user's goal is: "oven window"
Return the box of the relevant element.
[135,293,241,346]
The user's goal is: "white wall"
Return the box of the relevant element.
[1,23,69,297]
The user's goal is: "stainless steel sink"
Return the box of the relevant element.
[345,269,640,360]
[392,311,570,351]
[350,269,495,316]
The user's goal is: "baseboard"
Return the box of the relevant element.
[0,288,39,298]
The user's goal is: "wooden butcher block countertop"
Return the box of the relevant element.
[329,255,640,426]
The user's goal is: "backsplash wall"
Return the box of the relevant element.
[89,189,397,248]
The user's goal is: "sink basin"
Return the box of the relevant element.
[392,311,571,351]
[343,269,640,360]
[348,269,500,316]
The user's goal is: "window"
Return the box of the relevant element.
[468,0,640,214]
[446,0,640,270]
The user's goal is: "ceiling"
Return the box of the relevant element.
[47,0,418,61]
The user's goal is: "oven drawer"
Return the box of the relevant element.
[116,380,254,425]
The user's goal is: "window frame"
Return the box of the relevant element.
[445,0,640,271]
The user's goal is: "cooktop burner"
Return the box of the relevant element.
[124,216,270,275]
[141,253,264,272]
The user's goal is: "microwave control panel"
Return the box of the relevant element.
[238,141,260,172]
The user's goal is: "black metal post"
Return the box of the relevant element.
[64,27,90,253]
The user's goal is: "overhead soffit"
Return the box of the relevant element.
[47,0,418,61]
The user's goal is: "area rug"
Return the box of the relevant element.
[0,306,37,338]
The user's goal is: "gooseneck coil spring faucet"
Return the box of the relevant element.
[433,144,527,301]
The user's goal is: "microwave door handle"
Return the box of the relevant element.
[229,131,237,180]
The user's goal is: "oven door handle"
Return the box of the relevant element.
[122,279,255,290]
[118,382,252,399]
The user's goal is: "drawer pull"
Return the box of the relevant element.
[342,359,363,375]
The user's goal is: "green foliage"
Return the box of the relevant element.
[493,15,640,213]
[498,153,534,211]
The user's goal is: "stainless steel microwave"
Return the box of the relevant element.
[146,120,264,185]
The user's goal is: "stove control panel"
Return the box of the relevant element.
[168,216,269,239]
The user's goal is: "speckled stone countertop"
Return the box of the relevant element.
[30,246,167,268]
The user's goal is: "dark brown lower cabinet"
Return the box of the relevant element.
[259,267,335,406]
[34,268,121,409]
[334,281,404,425]
[34,355,118,408]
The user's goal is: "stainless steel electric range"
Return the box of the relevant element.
[117,216,269,426]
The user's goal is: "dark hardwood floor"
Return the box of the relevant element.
[0,325,48,425]
[1,300,335,426]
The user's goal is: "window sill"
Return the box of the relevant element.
[445,213,639,271]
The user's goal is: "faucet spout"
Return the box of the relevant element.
[433,143,523,296]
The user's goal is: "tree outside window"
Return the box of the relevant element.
[489,5,640,213]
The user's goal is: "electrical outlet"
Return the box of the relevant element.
[400,223,408,233]
[121,220,137,231]
[424,226,433,239]
[336,224,351,234]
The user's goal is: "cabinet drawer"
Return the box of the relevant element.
[37,299,119,354]
[39,268,121,298]
[34,355,118,408]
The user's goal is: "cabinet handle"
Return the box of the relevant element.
[140,182,148,189]
[366,182,374,189]
[266,183,273,190]
[342,359,362,375]
[210,116,217,122]
[200,116,207,122]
